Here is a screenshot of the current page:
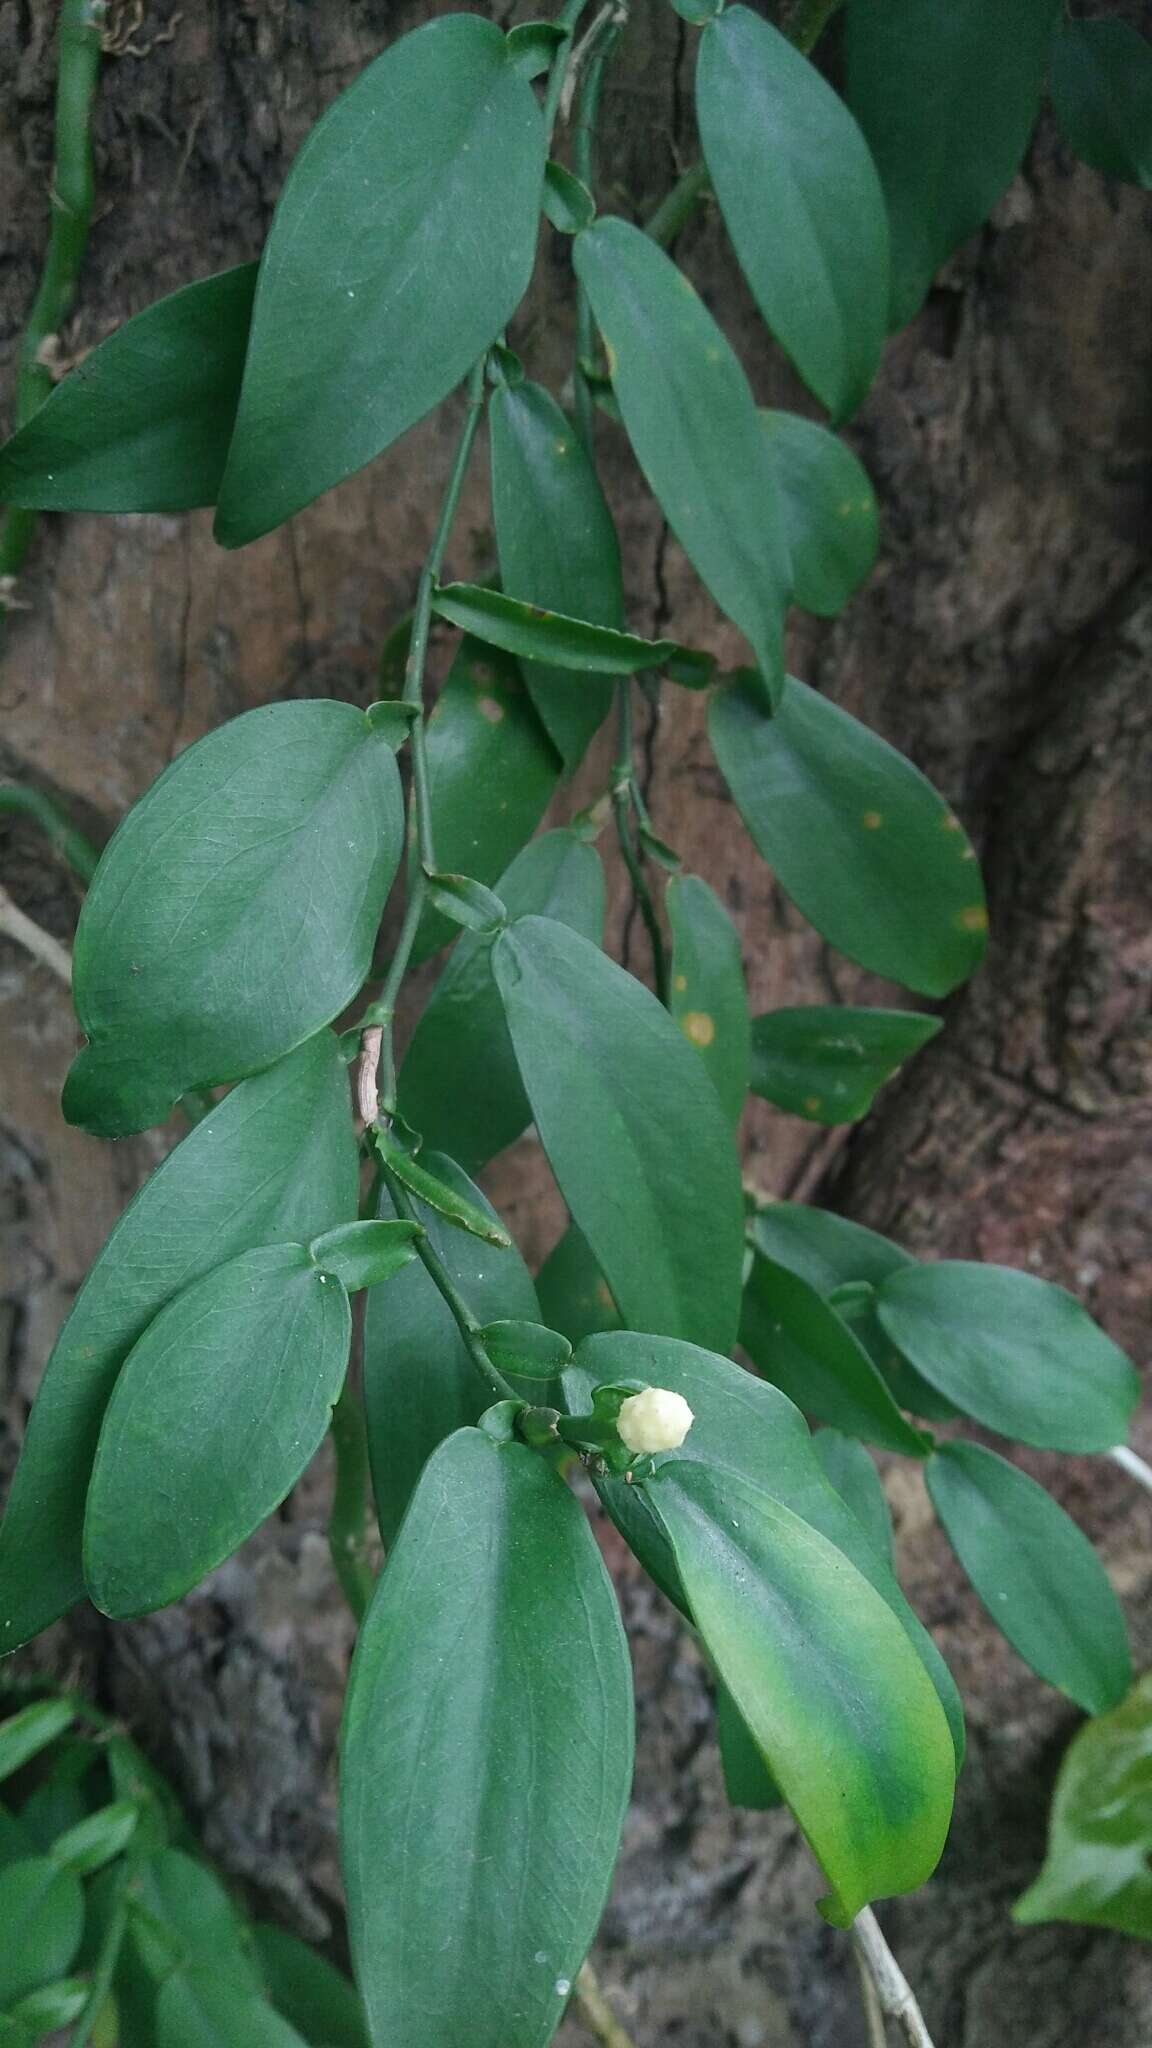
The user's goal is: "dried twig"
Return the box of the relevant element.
[0,884,72,986]
[852,1907,937,2048]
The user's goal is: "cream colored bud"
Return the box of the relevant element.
[616,1386,694,1455]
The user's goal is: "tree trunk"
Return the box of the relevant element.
[2,3,1151,2040]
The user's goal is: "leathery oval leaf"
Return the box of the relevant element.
[399,830,605,1173]
[760,410,879,616]
[489,377,622,768]
[1049,20,1152,186]
[432,584,676,677]
[666,874,750,1127]
[0,1035,356,1653]
[749,1004,941,1123]
[0,265,256,513]
[564,1330,963,1764]
[341,1428,634,2048]
[646,1460,955,1924]
[574,217,791,701]
[1013,1672,1152,1937]
[63,702,403,1137]
[875,1261,1140,1452]
[493,915,746,1353]
[535,1222,622,1346]
[84,1244,351,1617]
[253,1923,370,2048]
[698,7,890,420]
[709,670,987,995]
[365,1159,540,1547]
[927,1440,1131,1715]
[215,14,545,544]
[0,1858,85,2008]
[812,1428,894,1565]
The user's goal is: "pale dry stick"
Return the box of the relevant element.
[0,884,72,986]
[574,1960,640,2048]
[1110,1444,1152,1499]
[854,1940,890,2048]
[852,1907,938,2048]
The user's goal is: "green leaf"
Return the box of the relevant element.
[843,0,1060,327]
[399,830,605,1173]
[374,1128,512,1248]
[714,1675,783,1811]
[307,1220,420,1293]
[741,1250,930,1455]
[84,1244,351,1617]
[63,703,403,1137]
[666,874,750,1127]
[709,670,987,995]
[749,1004,940,1123]
[563,1331,963,1765]
[432,583,681,676]
[876,1261,1140,1452]
[413,636,561,964]
[494,916,746,1352]
[574,217,791,700]
[489,378,623,767]
[6,1977,87,2032]
[342,1429,633,2048]
[926,1441,1131,1714]
[157,1971,309,2048]
[535,1224,622,1345]
[761,410,878,616]
[129,1849,262,1999]
[0,1860,84,2007]
[1049,20,1152,187]
[215,15,545,545]
[646,1461,955,1924]
[0,266,256,513]
[0,1034,356,1652]
[1014,1672,1152,1936]
[543,160,596,233]
[51,1800,138,1877]
[0,1702,74,1785]
[253,1924,369,2048]
[812,1428,894,1564]
[477,1319,572,1381]
[697,7,889,420]
[365,1159,540,1546]
[423,870,508,934]
[505,19,567,78]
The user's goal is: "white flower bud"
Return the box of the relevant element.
[616,1386,694,1455]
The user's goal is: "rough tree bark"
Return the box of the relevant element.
[2,3,1151,2042]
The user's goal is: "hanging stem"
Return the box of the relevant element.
[1109,1444,1152,1499]
[572,12,624,447]
[0,783,99,882]
[573,1961,640,2048]
[1,0,104,621]
[542,0,595,142]
[328,1381,376,1623]
[852,1908,937,2048]
[612,682,669,1004]
[379,1170,518,1405]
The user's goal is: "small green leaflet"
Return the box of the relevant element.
[253,1924,370,2048]
[478,1319,572,1381]
[697,7,889,421]
[574,217,791,701]
[741,1250,929,1455]
[666,874,750,1127]
[876,1261,1139,1452]
[0,266,256,512]
[399,830,605,1173]
[0,1034,356,1652]
[413,636,560,963]
[749,1005,940,1123]
[374,1127,511,1248]
[535,1222,622,1346]
[342,1429,634,2048]
[843,0,1061,327]
[646,1462,955,1925]
[0,1859,84,2009]
[761,410,878,617]
[84,1244,352,1618]
[6,1978,88,2034]
[926,1441,1131,1715]
[128,1847,263,2002]
[1014,1673,1152,1937]
[489,377,623,767]
[542,160,596,234]
[494,916,746,1353]
[156,1971,310,2048]
[50,1800,138,1878]
[1049,20,1152,187]
[63,702,403,1137]
[365,1159,540,1547]
[505,20,566,78]
[709,671,987,995]
[308,1220,421,1292]
[432,583,683,677]
[812,1428,894,1564]
[0,1702,74,1786]
[215,15,545,544]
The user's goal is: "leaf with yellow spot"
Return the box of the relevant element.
[749,1005,941,1124]
[666,875,750,1127]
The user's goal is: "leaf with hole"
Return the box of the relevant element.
[575,217,791,700]
[698,7,889,419]
[741,1250,929,1455]
[84,1244,351,1618]
[342,1428,633,2048]
[927,1440,1131,1714]
[1014,1672,1152,1937]
[710,670,987,995]
[63,702,403,1137]
[494,916,746,1352]
[0,1034,355,1652]
[749,1004,940,1123]
[489,378,623,767]
[215,14,545,544]
[666,874,750,1127]
[876,1261,1139,1451]
[761,410,878,615]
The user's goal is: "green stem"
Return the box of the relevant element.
[0,784,99,882]
[572,15,623,447]
[69,1864,131,2048]
[644,0,844,249]
[381,1169,517,1405]
[328,1381,376,1623]
[612,682,668,1004]
[1,0,104,616]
